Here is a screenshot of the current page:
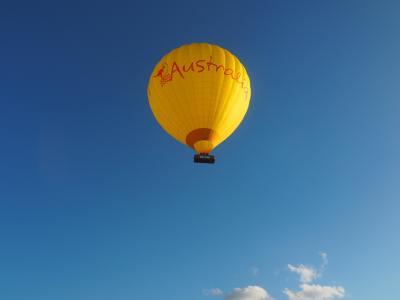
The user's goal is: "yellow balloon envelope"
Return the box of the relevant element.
[148,43,251,161]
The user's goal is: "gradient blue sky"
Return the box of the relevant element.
[1,1,400,299]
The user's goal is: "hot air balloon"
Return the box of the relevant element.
[148,43,251,163]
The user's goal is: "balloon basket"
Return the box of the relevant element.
[194,154,215,164]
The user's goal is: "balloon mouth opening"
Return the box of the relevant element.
[185,128,218,154]
[193,140,214,154]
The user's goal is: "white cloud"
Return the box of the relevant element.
[288,264,318,283]
[225,286,273,300]
[203,288,223,296]
[203,253,345,300]
[283,284,345,300]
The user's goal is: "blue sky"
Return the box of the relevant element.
[1,1,400,299]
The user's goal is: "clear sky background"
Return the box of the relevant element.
[1,1,400,300]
